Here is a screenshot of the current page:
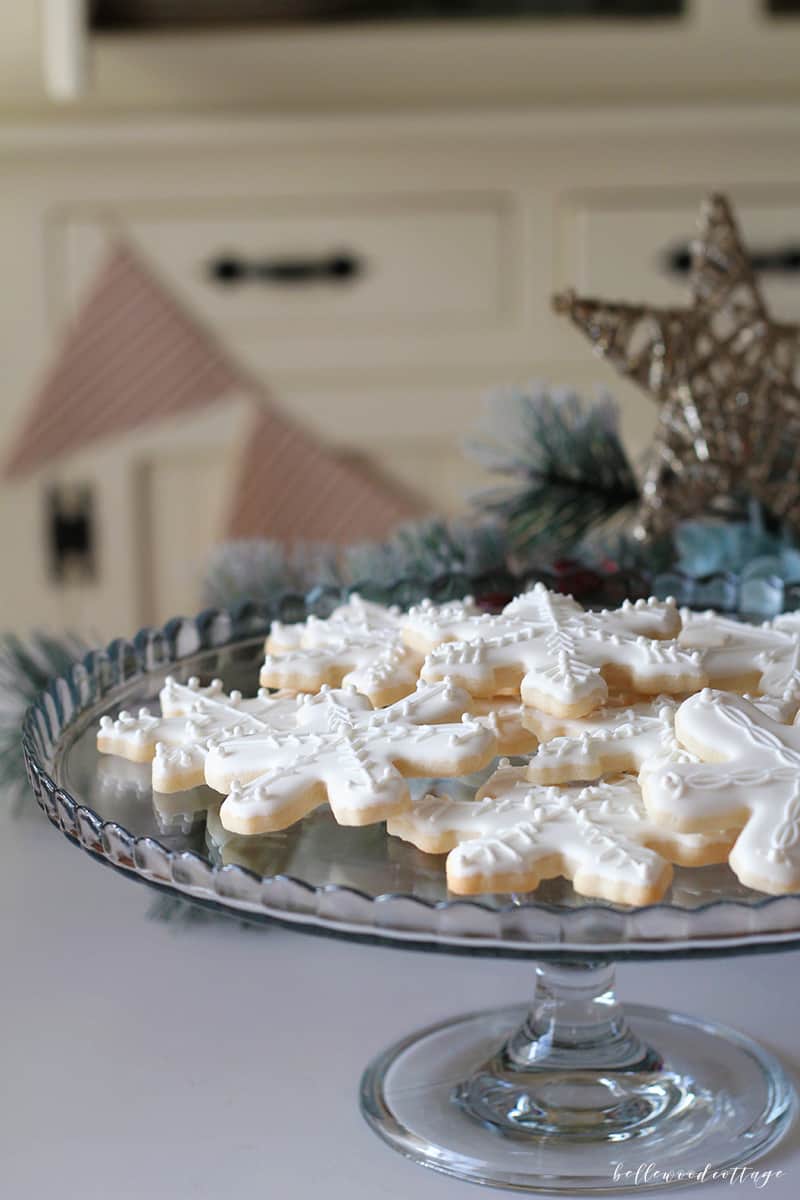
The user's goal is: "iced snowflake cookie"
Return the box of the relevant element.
[205,681,498,835]
[260,594,422,707]
[388,762,735,903]
[678,610,800,719]
[525,690,796,786]
[97,677,304,793]
[773,612,800,633]
[401,594,485,654]
[404,583,702,718]
[641,689,800,895]
[525,697,680,785]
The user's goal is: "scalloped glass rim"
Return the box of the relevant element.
[20,578,800,960]
[650,565,800,619]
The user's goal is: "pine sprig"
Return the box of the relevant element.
[0,632,86,813]
[466,385,639,559]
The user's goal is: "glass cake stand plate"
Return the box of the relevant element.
[22,600,799,1193]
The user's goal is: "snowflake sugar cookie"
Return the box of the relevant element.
[641,689,800,894]
[401,594,485,653]
[525,697,680,784]
[387,762,734,903]
[97,676,303,793]
[261,593,422,706]
[205,681,498,834]
[773,612,800,634]
[405,583,702,717]
[525,687,793,786]
[678,610,800,719]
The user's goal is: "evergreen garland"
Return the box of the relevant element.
[201,518,510,611]
[343,517,509,585]
[1,633,86,813]
[465,385,640,559]
[202,539,340,610]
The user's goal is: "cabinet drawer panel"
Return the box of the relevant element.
[59,196,507,337]
[561,191,800,323]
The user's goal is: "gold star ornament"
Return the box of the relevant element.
[553,194,800,539]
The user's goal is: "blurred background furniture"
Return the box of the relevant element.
[3,0,800,635]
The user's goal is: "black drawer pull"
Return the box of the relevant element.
[208,251,364,286]
[665,241,800,276]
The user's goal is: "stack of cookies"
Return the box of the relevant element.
[97,585,800,906]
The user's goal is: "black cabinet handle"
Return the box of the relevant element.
[207,251,364,287]
[665,241,800,277]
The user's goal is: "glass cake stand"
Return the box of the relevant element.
[21,594,799,1193]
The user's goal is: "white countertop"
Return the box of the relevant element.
[3,802,799,1200]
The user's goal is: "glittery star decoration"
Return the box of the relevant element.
[553,193,800,538]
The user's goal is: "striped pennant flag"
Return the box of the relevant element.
[4,241,420,543]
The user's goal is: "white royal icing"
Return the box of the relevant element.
[526,697,680,783]
[527,688,793,785]
[641,688,800,894]
[468,696,539,755]
[770,612,800,634]
[97,676,304,793]
[206,680,498,835]
[262,593,422,705]
[388,762,732,901]
[679,609,800,719]
[400,594,487,652]
[405,583,701,715]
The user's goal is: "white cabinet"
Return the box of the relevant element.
[561,190,800,318]
[58,196,509,353]
[25,1,800,118]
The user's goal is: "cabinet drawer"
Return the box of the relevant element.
[560,190,800,323]
[58,195,507,338]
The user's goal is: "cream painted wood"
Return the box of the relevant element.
[142,448,233,627]
[0,399,252,636]
[59,197,506,333]
[563,189,800,319]
[1,103,800,634]
[41,0,88,102]
[10,1,800,118]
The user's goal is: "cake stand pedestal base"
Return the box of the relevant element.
[360,960,795,1192]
